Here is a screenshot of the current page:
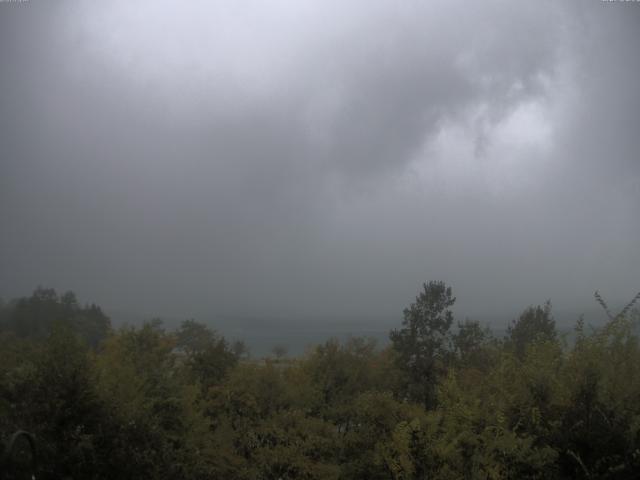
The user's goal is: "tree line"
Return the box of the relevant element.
[1,283,639,479]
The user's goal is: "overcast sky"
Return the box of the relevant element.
[1,0,639,323]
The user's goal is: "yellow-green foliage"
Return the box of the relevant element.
[2,290,640,479]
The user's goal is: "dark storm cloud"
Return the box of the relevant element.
[1,0,638,322]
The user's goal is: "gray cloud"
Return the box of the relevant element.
[1,0,639,324]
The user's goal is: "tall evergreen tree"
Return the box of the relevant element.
[390,281,455,409]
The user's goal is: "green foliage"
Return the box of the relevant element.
[0,287,111,347]
[176,319,240,390]
[92,321,215,479]
[453,319,495,371]
[2,283,640,478]
[304,337,388,410]
[556,315,640,478]
[390,281,456,408]
[507,301,557,359]
[0,324,107,479]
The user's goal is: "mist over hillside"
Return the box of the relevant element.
[102,302,618,357]
[1,1,639,478]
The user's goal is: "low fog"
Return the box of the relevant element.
[1,0,639,326]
